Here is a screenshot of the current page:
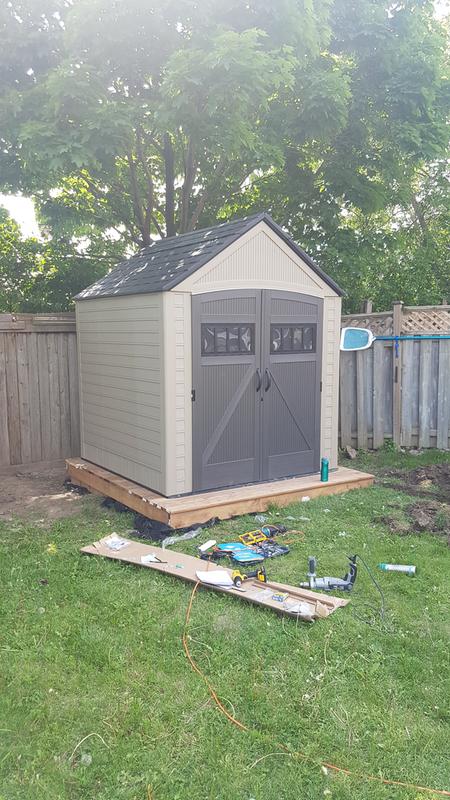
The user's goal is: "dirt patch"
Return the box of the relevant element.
[375,463,450,543]
[382,463,450,504]
[408,501,450,538]
[0,464,87,521]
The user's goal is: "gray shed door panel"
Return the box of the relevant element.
[261,291,322,481]
[192,290,323,491]
[192,291,262,491]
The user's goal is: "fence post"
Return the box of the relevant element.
[392,301,403,447]
[361,299,373,313]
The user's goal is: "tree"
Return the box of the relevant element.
[0,209,41,311]
[0,204,124,312]
[0,0,448,311]
[0,0,310,244]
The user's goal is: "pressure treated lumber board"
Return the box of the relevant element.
[67,458,374,529]
[81,536,349,621]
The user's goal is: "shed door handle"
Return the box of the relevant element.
[264,368,272,391]
[255,368,262,392]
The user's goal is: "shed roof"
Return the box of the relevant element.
[75,212,343,300]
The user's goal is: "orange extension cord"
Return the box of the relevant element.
[182,581,450,798]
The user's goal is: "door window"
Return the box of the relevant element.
[270,324,316,353]
[201,323,255,355]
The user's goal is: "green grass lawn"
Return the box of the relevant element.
[1,450,449,800]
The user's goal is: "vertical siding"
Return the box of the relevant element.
[76,295,164,492]
[163,292,192,495]
[321,296,341,468]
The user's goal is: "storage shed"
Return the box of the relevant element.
[75,213,343,497]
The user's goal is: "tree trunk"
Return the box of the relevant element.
[179,139,196,234]
[164,133,176,238]
[127,153,151,247]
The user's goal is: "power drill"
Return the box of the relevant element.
[299,555,357,592]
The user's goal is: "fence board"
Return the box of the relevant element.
[437,341,450,450]
[5,333,21,464]
[37,334,52,461]
[68,334,81,455]
[47,333,62,459]
[418,341,432,448]
[16,333,32,464]
[57,335,71,456]
[0,336,11,464]
[356,350,368,449]
[339,351,353,447]
[27,334,42,462]
[372,342,385,448]
[401,341,415,447]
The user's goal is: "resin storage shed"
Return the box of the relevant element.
[75,213,343,497]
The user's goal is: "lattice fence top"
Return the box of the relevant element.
[341,312,393,335]
[342,304,450,335]
[402,306,450,334]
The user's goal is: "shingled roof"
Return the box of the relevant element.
[75,212,343,300]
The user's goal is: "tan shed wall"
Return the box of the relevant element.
[164,223,341,494]
[76,294,165,492]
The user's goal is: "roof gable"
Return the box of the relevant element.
[75,213,343,300]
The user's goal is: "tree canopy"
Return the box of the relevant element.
[0,0,448,311]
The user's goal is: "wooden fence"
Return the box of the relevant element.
[0,313,80,468]
[340,303,450,450]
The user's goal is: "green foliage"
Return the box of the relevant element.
[0,213,41,311]
[0,205,124,312]
[0,0,448,310]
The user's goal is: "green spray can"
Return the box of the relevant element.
[320,457,329,482]
[378,563,416,576]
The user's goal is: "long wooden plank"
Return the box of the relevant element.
[5,333,21,464]
[437,340,450,450]
[16,333,32,464]
[400,341,414,447]
[0,336,11,464]
[356,350,368,449]
[47,333,62,458]
[37,334,52,461]
[81,536,349,621]
[68,333,80,455]
[339,351,353,447]
[166,478,375,529]
[67,458,374,529]
[372,342,384,449]
[57,334,71,456]
[27,334,43,462]
[418,340,432,449]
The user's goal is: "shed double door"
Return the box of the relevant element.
[192,290,323,491]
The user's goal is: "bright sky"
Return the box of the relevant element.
[0,193,40,237]
[1,0,448,238]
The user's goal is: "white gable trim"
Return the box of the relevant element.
[172,221,339,298]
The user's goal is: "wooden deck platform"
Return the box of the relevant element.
[66,458,374,529]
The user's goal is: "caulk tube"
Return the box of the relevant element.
[378,563,416,576]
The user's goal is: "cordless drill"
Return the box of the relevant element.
[299,555,357,592]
